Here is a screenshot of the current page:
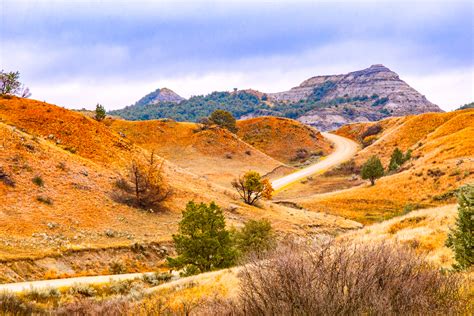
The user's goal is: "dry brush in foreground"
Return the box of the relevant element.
[202,240,470,315]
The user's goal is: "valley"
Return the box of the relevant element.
[0,96,472,313]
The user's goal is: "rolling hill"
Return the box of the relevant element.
[286,109,474,224]
[236,116,332,164]
[0,97,359,282]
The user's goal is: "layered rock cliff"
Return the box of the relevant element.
[268,65,442,130]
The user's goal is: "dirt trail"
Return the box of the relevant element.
[271,132,359,190]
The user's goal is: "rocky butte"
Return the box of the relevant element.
[268,64,442,130]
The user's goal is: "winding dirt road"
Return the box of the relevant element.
[0,133,358,293]
[271,132,359,190]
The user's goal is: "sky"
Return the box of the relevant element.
[1,0,473,111]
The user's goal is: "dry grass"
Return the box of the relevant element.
[237,116,332,164]
[340,204,458,267]
[108,118,283,187]
[294,109,474,224]
[0,98,359,277]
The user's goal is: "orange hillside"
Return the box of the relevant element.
[237,116,332,164]
[108,119,284,187]
[294,109,474,225]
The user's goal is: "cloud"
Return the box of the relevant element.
[1,0,472,110]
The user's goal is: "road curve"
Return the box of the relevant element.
[0,133,358,293]
[271,132,359,190]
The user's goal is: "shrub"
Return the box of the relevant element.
[388,147,404,171]
[231,171,273,205]
[446,184,473,270]
[208,109,238,133]
[0,291,42,314]
[68,284,97,297]
[324,159,357,176]
[142,272,172,286]
[24,287,60,302]
[234,219,275,257]
[0,167,15,187]
[109,261,127,274]
[167,201,237,275]
[389,147,412,171]
[113,151,171,211]
[32,175,44,187]
[360,124,382,139]
[205,241,466,315]
[36,195,53,205]
[361,156,384,185]
[54,297,130,315]
[94,103,106,121]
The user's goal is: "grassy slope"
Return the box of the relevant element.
[108,119,284,188]
[0,97,359,264]
[339,204,458,267]
[292,110,474,224]
[236,116,332,164]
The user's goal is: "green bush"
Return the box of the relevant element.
[94,103,106,121]
[361,156,384,185]
[234,219,275,257]
[446,184,473,270]
[167,201,237,275]
[389,147,412,171]
[32,175,44,187]
[209,109,238,133]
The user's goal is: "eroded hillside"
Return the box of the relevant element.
[236,116,332,164]
[0,97,359,282]
[287,109,474,224]
[107,118,285,187]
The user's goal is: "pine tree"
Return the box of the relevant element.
[388,147,404,171]
[167,201,237,275]
[446,185,473,270]
[95,103,106,121]
[361,156,384,185]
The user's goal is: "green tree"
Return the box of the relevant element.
[389,148,412,171]
[446,185,473,270]
[234,219,275,257]
[167,201,237,275]
[95,103,106,121]
[388,147,404,171]
[0,70,31,97]
[232,171,274,205]
[209,109,238,133]
[361,156,384,185]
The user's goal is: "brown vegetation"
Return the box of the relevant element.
[203,241,468,315]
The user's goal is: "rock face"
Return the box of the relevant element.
[269,65,442,130]
[133,87,184,106]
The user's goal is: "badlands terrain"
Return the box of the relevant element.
[0,95,472,313]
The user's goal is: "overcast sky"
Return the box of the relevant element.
[1,0,473,111]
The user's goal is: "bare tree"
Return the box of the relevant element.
[114,151,172,211]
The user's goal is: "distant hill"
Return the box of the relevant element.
[134,87,184,105]
[458,102,473,110]
[110,65,442,131]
